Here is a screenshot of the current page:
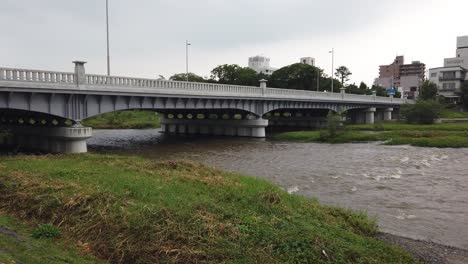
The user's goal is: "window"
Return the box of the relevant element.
[442,71,456,79]
[430,72,437,77]
[442,83,456,90]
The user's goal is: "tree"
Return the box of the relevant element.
[461,82,468,109]
[419,81,438,100]
[169,73,206,82]
[269,63,323,91]
[369,85,388,96]
[210,64,259,86]
[335,66,352,86]
[401,100,442,124]
[359,82,368,92]
[346,83,366,95]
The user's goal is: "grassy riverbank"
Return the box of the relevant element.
[0,212,100,264]
[0,154,416,263]
[275,122,468,148]
[81,110,160,129]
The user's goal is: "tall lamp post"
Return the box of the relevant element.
[329,48,334,93]
[106,0,111,76]
[186,40,191,81]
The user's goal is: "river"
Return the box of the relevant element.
[88,128,468,250]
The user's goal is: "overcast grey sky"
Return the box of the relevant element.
[1,0,467,86]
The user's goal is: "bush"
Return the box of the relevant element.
[401,100,442,124]
[327,111,342,138]
[32,224,61,239]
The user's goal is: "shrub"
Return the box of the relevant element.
[327,111,342,138]
[401,100,442,124]
[32,224,61,239]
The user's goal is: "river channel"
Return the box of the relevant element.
[88,128,468,250]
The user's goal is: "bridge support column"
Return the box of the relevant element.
[160,118,268,138]
[1,125,92,153]
[384,108,393,121]
[365,108,376,124]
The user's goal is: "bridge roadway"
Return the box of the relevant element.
[0,61,409,153]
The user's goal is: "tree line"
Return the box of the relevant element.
[167,63,393,96]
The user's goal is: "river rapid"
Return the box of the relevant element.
[88,129,468,250]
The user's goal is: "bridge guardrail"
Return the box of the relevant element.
[0,67,409,104]
[0,67,75,84]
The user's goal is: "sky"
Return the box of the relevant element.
[1,0,468,86]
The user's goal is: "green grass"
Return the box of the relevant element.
[81,110,160,129]
[440,109,468,118]
[346,122,468,132]
[0,154,416,263]
[275,129,468,148]
[0,212,100,264]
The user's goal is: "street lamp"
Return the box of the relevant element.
[186,40,191,81]
[329,48,334,93]
[106,0,111,76]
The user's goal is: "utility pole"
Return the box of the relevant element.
[186,40,191,81]
[317,70,320,91]
[106,0,111,76]
[329,48,334,93]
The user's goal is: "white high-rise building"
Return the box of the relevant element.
[429,36,468,102]
[300,57,315,66]
[248,56,277,75]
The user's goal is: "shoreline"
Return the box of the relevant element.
[377,232,468,264]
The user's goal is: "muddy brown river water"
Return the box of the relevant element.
[88,129,468,250]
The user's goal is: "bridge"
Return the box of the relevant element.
[0,61,410,153]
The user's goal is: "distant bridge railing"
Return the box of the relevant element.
[0,67,409,104]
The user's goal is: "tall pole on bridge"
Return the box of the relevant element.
[106,0,111,76]
[186,40,191,81]
[329,48,334,93]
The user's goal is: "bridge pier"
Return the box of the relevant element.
[160,118,268,138]
[384,108,393,121]
[1,125,92,153]
[365,108,376,124]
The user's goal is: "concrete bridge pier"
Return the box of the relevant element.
[365,108,377,124]
[160,118,268,138]
[1,125,92,153]
[384,108,394,121]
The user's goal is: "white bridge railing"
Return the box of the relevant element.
[0,66,408,104]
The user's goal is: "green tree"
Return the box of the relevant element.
[269,63,321,90]
[346,83,366,95]
[460,82,468,109]
[359,82,368,92]
[169,73,206,82]
[335,66,352,86]
[401,100,442,124]
[369,85,388,96]
[210,64,259,86]
[419,81,438,100]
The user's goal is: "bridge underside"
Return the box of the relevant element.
[0,91,398,153]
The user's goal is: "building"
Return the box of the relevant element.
[429,36,468,102]
[374,56,425,99]
[248,55,277,75]
[300,57,315,66]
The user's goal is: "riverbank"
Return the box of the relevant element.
[0,212,100,263]
[81,110,160,129]
[275,122,468,148]
[0,153,416,263]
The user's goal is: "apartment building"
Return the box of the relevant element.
[429,36,468,102]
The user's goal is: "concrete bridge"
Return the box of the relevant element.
[0,61,410,153]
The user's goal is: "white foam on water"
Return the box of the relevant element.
[421,160,431,167]
[400,157,410,163]
[287,186,299,194]
[351,186,358,192]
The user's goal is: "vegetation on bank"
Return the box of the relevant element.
[275,129,468,148]
[0,212,100,264]
[81,110,160,129]
[0,154,416,263]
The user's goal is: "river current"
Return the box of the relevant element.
[88,129,468,250]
